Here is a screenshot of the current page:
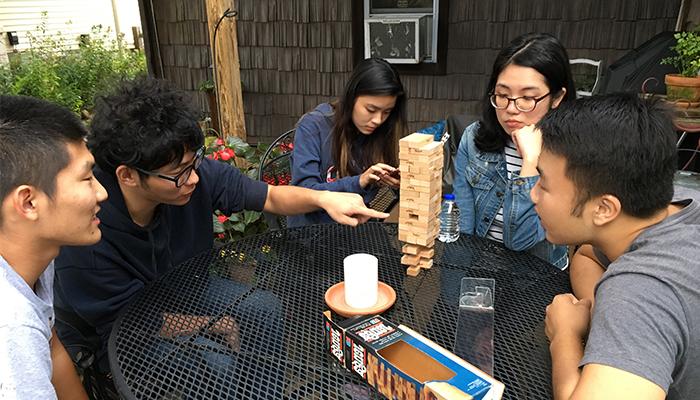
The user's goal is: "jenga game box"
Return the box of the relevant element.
[323,312,505,400]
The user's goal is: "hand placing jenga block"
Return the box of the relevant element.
[398,133,443,276]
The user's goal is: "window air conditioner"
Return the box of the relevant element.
[364,16,430,64]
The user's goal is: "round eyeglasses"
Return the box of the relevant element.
[134,146,205,188]
[489,92,551,112]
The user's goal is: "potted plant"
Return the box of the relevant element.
[662,30,700,102]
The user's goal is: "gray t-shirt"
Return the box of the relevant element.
[0,256,57,399]
[581,186,700,399]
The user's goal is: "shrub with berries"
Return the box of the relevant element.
[205,134,294,243]
[205,135,268,243]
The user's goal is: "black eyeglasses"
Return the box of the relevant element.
[134,146,205,188]
[489,92,551,112]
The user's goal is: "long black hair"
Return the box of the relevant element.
[475,33,576,152]
[332,58,407,177]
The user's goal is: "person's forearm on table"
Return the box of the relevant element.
[161,313,240,351]
[263,185,388,225]
[264,185,334,215]
[161,313,232,336]
[550,333,585,400]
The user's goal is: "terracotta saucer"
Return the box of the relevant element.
[324,281,396,318]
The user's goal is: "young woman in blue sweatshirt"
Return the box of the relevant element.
[453,33,576,269]
[288,58,407,227]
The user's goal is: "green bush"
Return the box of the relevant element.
[0,14,146,114]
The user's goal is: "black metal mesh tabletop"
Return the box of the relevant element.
[109,223,570,400]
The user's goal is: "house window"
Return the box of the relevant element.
[352,0,448,74]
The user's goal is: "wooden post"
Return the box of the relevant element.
[205,0,246,140]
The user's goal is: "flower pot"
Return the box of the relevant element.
[665,74,700,102]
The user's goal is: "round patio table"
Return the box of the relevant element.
[109,223,570,399]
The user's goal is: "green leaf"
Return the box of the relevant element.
[213,220,225,233]
[231,222,246,232]
[243,210,261,224]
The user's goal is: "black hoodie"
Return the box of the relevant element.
[54,158,268,366]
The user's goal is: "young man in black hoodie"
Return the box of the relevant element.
[53,78,388,390]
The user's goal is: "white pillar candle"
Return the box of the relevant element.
[343,253,378,309]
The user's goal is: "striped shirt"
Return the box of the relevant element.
[486,141,522,242]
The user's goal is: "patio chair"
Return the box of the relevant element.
[257,129,295,181]
[569,58,604,98]
[54,307,120,400]
[258,129,295,230]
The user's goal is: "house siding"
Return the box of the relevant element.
[0,0,142,53]
[149,0,681,144]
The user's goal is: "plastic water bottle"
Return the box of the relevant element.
[438,194,460,243]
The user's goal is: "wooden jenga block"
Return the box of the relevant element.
[401,254,421,265]
[405,259,433,276]
[400,198,437,210]
[401,182,439,194]
[399,133,433,149]
[402,141,441,155]
[406,265,422,277]
[402,244,419,254]
[411,235,435,248]
[417,247,435,258]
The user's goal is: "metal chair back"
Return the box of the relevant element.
[257,129,295,230]
[257,129,295,181]
[570,58,604,98]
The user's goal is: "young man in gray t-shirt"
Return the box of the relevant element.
[0,96,108,399]
[529,93,699,399]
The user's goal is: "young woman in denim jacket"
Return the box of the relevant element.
[453,33,576,269]
[289,58,407,227]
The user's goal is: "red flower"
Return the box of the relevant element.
[217,215,228,223]
[279,142,294,152]
[215,138,224,146]
[217,233,225,239]
[219,148,235,161]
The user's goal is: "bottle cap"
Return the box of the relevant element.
[443,193,455,200]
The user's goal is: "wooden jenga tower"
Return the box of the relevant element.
[398,133,443,276]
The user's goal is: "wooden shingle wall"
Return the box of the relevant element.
[150,0,211,114]
[152,0,680,143]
